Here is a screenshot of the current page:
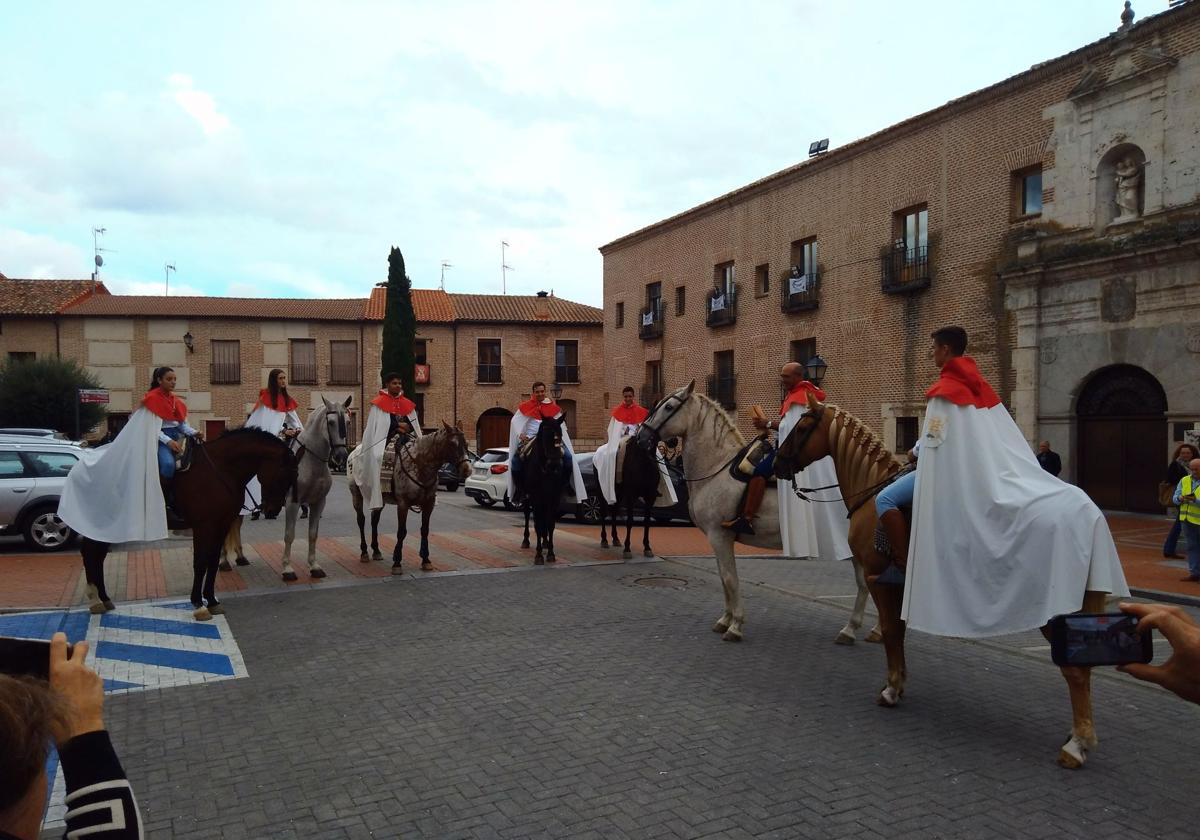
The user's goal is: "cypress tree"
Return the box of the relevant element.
[380,246,417,394]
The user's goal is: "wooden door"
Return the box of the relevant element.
[1078,417,1165,513]
[205,420,227,440]
[478,413,511,451]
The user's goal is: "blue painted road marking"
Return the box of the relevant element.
[99,612,222,639]
[96,640,236,675]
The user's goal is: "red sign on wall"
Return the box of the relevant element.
[415,364,430,384]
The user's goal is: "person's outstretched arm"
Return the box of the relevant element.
[1117,603,1200,705]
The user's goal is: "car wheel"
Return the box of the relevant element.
[576,494,602,523]
[445,482,459,493]
[22,506,75,552]
[476,496,497,507]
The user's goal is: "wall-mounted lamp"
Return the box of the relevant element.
[805,354,828,387]
[183,331,194,353]
[550,381,564,401]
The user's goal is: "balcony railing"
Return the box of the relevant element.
[781,271,820,313]
[210,361,241,385]
[640,384,663,409]
[477,363,503,384]
[705,284,738,327]
[881,245,932,294]
[638,301,665,340]
[706,373,737,410]
[554,364,580,384]
[290,363,317,385]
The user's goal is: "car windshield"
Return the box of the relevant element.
[479,451,507,463]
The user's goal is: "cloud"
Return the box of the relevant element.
[0,228,87,279]
[104,275,208,297]
[167,73,231,136]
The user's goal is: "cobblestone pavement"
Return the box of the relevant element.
[77,559,1200,840]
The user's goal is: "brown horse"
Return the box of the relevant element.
[81,428,297,621]
[773,391,1107,769]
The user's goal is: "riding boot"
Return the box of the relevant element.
[160,478,187,530]
[879,508,910,573]
[723,476,767,535]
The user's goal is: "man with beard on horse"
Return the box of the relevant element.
[726,362,852,558]
[506,380,586,506]
[593,386,678,510]
[356,372,423,512]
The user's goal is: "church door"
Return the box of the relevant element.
[477,409,513,452]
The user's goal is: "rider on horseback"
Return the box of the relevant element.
[356,372,423,511]
[506,380,586,506]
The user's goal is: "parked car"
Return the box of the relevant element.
[464,448,514,508]
[563,450,690,524]
[0,428,70,440]
[0,439,82,550]
[438,452,478,492]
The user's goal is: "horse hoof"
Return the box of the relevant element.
[193,607,212,622]
[835,631,856,646]
[621,549,632,559]
[643,549,654,558]
[1057,734,1093,769]
[89,601,107,615]
[372,551,384,562]
[359,552,369,562]
[546,554,556,563]
[235,556,250,567]
[865,629,883,644]
[102,600,116,612]
[600,541,609,548]
[534,555,545,566]
[310,568,327,579]
[390,565,404,576]
[712,618,730,633]
[521,540,531,550]
[219,559,233,572]
[877,687,901,707]
[721,628,743,642]
[281,571,298,582]
[420,560,433,571]
[207,603,225,616]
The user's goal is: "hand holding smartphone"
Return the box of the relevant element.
[0,636,73,680]
[1048,612,1153,667]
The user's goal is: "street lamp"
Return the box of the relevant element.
[805,354,828,387]
[183,331,194,353]
[550,381,564,400]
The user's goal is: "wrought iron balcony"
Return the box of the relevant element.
[705,284,738,327]
[780,271,820,313]
[640,384,663,408]
[706,374,737,410]
[638,301,665,340]
[554,364,580,384]
[881,245,932,294]
[476,363,503,384]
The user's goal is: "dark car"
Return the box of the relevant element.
[561,451,690,524]
[438,452,477,492]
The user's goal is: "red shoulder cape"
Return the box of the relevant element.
[371,391,416,415]
[925,356,1000,408]
[611,403,649,424]
[258,389,298,413]
[780,381,826,417]
[142,387,187,421]
[519,398,560,419]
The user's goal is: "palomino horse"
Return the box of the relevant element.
[221,397,351,581]
[599,437,664,560]
[516,416,569,565]
[347,422,471,573]
[635,381,872,644]
[81,429,297,621]
[773,391,1108,769]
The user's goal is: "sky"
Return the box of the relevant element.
[0,1,1158,305]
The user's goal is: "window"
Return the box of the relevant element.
[555,340,580,383]
[896,416,920,454]
[289,339,317,384]
[642,361,663,407]
[714,262,735,296]
[477,339,502,383]
[0,451,29,478]
[646,282,662,311]
[24,450,78,477]
[790,338,816,368]
[329,340,360,384]
[1015,166,1043,217]
[675,286,686,316]
[7,352,35,363]
[897,206,928,256]
[708,350,736,409]
[790,238,818,276]
[414,340,428,366]
[755,263,770,297]
[615,302,625,328]
[211,340,241,385]
[558,398,577,438]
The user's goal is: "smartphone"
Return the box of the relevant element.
[0,637,73,680]
[1048,613,1152,667]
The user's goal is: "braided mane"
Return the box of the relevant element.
[691,392,746,448]
[822,403,903,494]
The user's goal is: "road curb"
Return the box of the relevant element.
[1130,586,1200,608]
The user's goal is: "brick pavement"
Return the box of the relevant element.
[91,561,1200,839]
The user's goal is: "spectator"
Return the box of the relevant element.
[1172,457,1200,583]
[1163,444,1198,560]
[1036,441,1062,477]
[0,634,143,840]
[1118,602,1200,706]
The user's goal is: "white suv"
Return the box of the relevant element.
[463,448,514,509]
[0,440,81,551]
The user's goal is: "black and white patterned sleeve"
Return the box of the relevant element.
[57,731,144,840]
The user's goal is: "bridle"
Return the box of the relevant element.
[776,403,826,473]
[395,427,471,493]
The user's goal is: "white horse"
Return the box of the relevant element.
[221,397,351,581]
[635,381,871,643]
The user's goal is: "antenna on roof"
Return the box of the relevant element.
[91,227,108,282]
[164,263,176,296]
[501,241,514,295]
[440,260,452,291]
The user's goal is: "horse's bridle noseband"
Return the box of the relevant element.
[776,404,825,472]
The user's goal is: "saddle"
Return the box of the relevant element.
[379,436,415,506]
[174,437,196,474]
[728,435,773,484]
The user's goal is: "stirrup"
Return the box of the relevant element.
[869,564,906,586]
[722,516,755,535]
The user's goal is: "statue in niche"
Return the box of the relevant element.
[1113,155,1143,221]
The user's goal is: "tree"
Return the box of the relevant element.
[380,246,417,395]
[0,357,107,438]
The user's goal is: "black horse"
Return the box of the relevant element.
[81,429,297,621]
[517,416,569,565]
[599,440,664,559]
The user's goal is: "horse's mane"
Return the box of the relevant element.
[691,392,746,448]
[821,403,903,493]
[220,426,288,448]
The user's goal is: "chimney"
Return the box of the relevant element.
[534,290,550,319]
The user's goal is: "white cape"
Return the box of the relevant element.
[349,404,422,510]
[58,406,167,544]
[902,397,1130,638]
[505,410,587,501]
[777,404,852,560]
[242,403,301,512]
[593,416,679,506]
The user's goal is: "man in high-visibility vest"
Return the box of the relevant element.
[1173,457,1200,583]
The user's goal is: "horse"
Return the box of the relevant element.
[220,397,351,581]
[772,390,1110,769]
[516,416,569,565]
[635,381,872,644]
[347,422,471,573]
[81,429,297,621]
[599,438,664,560]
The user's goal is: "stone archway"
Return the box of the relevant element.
[477,407,513,452]
[1076,364,1166,512]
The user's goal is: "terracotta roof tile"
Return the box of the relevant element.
[365,287,455,322]
[449,293,601,324]
[0,278,109,315]
[62,294,368,321]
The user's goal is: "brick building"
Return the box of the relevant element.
[0,278,605,452]
[600,2,1200,512]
